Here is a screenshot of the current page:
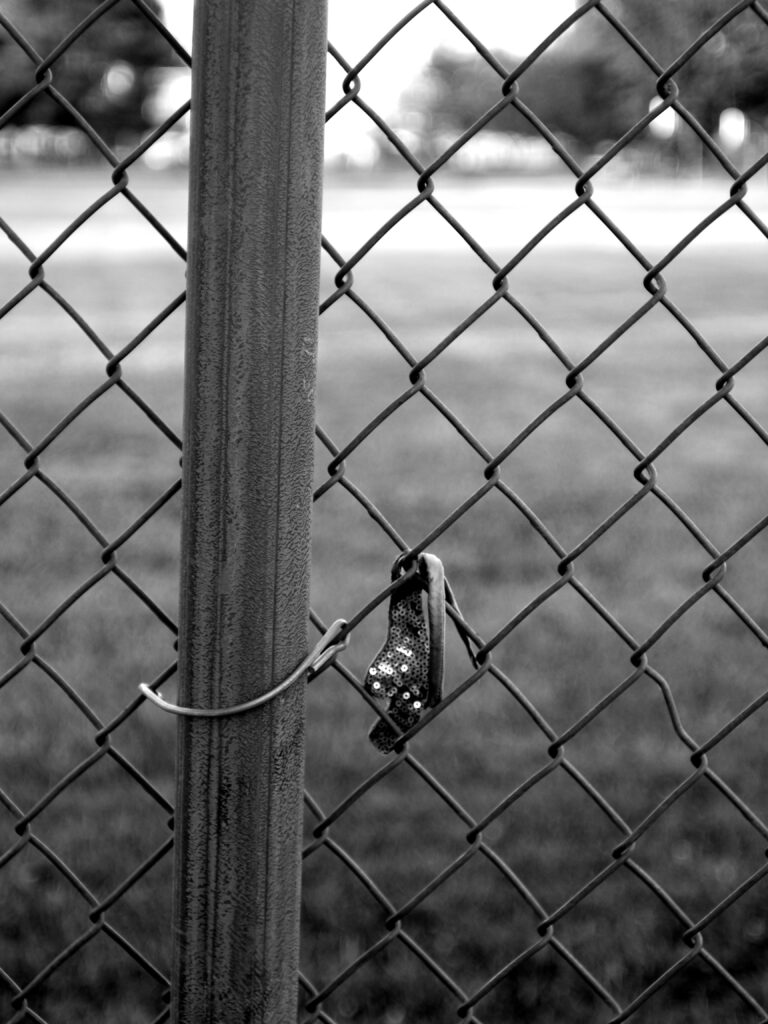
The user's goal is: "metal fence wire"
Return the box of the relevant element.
[304,2,768,1023]
[1,1,768,1023]
[0,2,189,1022]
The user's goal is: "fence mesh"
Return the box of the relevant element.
[0,3,189,1021]
[3,1,768,1023]
[304,2,768,1022]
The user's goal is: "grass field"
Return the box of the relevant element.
[2,167,768,1023]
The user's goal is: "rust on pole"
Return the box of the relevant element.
[172,1,327,1020]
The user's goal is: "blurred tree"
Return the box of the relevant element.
[577,0,768,131]
[406,44,643,152]
[0,0,175,145]
[410,1,768,155]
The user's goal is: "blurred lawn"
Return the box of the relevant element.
[1,169,768,1023]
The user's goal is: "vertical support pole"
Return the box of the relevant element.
[172,1,327,1020]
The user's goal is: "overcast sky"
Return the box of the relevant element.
[160,1,576,115]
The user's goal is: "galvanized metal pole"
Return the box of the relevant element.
[172,1,327,1021]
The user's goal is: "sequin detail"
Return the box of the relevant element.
[364,570,430,753]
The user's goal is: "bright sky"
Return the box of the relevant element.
[327,0,576,58]
[159,0,576,116]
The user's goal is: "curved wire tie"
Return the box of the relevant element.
[138,618,349,718]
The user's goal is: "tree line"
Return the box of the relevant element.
[0,0,174,146]
[1,0,766,159]
[408,0,768,160]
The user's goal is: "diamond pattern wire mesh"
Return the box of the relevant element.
[0,3,189,1022]
[304,2,768,1022]
[3,1,768,1022]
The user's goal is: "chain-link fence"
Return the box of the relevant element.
[0,3,189,1021]
[2,1,768,1022]
[303,2,768,1022]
